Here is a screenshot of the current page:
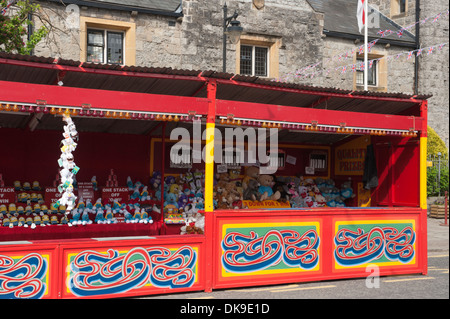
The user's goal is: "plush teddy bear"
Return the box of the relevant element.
[258,175,281,201]
[164,193,179,209]
[214,184,230,210]
[243,179,262,201]
[242,166,259,190]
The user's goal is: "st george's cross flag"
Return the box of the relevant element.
[357,0,366,34]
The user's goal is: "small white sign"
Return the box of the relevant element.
[217,164,228,173]
[286,155,297,165]
[305,166,315,175]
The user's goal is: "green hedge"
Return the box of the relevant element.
[427,165,449,197]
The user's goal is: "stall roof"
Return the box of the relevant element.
[0,52,430,139]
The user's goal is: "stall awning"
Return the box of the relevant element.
[0,52,430,136]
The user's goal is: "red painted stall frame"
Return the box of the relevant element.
[0,54,429,299]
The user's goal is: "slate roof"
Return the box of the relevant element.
[307,0,416,47]
[47,0,183,16]
[91,0,182,12]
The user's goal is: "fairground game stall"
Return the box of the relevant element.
[0,52,430,299]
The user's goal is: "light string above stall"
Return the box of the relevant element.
[218,116,418,138]
[0,104,204,122]
[278,7,449,83]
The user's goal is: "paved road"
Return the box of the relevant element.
[141,252,448,300]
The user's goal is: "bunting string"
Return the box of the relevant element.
[278,7,449,83]
[290,42,448,81]
[1,0,16,16]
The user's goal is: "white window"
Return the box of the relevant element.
[87,29,124,65]
[240,45,269,77]
[356,58,378,87]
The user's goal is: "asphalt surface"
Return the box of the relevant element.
[136,216,449,302]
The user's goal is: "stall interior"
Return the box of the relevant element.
[0,107,421,241]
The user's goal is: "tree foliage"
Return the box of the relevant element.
[427,126,448,158]
[1,0,48,54]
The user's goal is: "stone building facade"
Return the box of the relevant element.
[31,0,448,145]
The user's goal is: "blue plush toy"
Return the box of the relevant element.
[95,209,105,224]
[123,209,134,223]
[164,193,179,209]
[105,209,117,224]
[69,209,81,226]
[81,210,92,225]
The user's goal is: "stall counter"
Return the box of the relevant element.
[0,207,427,299]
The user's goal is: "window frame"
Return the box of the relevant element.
[239,44,270,78]
[86,28,125,65]
[356,58,378,87]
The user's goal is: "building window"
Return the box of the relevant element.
[240,45,269,77]
[399,0,407,14]
[356,58,378,86]
[391,0,408,16]
[87,29,124,65]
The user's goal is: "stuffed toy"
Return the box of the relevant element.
[214,186,230,210]
[59,205,67,215]
[42,214,50,226]
[23,182,31,191]
[224,182,241,208]
[33,215,42,227]
[193,170,204,191]
[258,175,281,201]
[105,209,117,224]
[81,210,92,226]
[2,217,11,228]
[17,206,24,215]
[169,184,181,196]
[91,176,98,191]
[150,171,162,190]
[273,177,290,203]
[123,209,134,223]
[178,194,189,212]
[340,181,354,200]
[50,215,59,225]
[139,208,153,224]
[95,209,105,224]
[18,216,26,227]
[315,194,327,207]
[243,179,262,201]
[165,176,176,187]
[60,215,69,225]
[24,216,34,227]
[242,166,260,190]
[14,181,21,191]
[8,203,17,215]
[304,196,314,208]
[69,209,81,226]
[32,181,41,191]
[163,193,179,209]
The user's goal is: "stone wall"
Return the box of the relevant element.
[369,0,449,146]
[31,0,447,145]
[418,1,449,147]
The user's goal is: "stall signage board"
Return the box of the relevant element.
[44,187,63,205]
[77,182,95,201]
[242,200,291,209]
[0,187,15,204]
[335,136,370,176]
[102,187,130,203]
